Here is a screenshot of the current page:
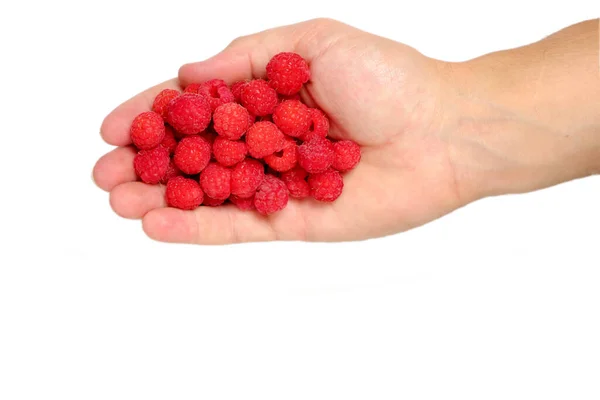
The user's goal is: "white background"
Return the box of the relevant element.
[0,1,599,399]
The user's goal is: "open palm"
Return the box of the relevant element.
[94,18,468,244]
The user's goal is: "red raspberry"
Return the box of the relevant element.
[203,196,226,207]
[281,167,310,198]
[200,162,231,200]
[264,137,297,172]
[152,89,180,120]
[308,169,344,202]
[166,93,211,135]
[254,175,289,215]
[198,130,217,145]
[240,79,278,116]
[231,158,265,198]
[130,111,166,150]
[184,83,202,93]
[198,79,235,111]
[160,125,178,154]
[212,136,247,167]
[133,146,170,184]
[166,176,204,210]
[173,135,211,174]
[272,100,311,137]
[297,136,334,173]
[266,52,311,95]
[213,103,251,140]
[160,160,182,184]
[230,80,248,102]
[246,121,285,158]
[279,93,302,102]
[229,194,255,211]
[332,140,361,171]
[299,108,329,142]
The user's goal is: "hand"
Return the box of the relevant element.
[93,18,600,245]
[92,18,476,244]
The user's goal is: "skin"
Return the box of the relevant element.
[93,18,600,245]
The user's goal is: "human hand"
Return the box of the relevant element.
[93,18,600,245]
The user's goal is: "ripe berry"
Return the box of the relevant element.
[308,169,344,202]
[212,136,247,167]
[159,125,178,154]
[166,93,211,135]
[230,80,248,102]
[240,79,278,116]
[272,100,311,137]
[246,121,285,158]
[266,52,311,95]
[281,167,310,198]
[229,194,255,211]
[200,162,231,200]
[297,136,334,173]
[254,175,289,215]
[152,89,180,120]
[213,103,251,140]
[332,140,361,171]
[173,135,211,174]
[166,176,204,210]
[300,108,329,142]
[198,79,235,111]
[130,111,166,150]
[230,158,265,198]
[160,160,182,184]
[133,146,170,184]
[264,137,297,172]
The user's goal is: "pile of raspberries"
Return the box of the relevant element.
[130,52,361,215]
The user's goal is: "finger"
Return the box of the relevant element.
[100,79,180,146]
[178,18,349,86]
[142,205,278,245]
[109,182,166,219]
[93,146,137,191]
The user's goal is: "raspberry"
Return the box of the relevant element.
[281,167,310,198]
[308,169,344,202]
[213,103,251,140]
[332,140,361,171]
[297,136,334,173]
[246,121,285,158]
[173,135,211,174]
[160,125,178,154]
[198,130,217,145]
[212,136,247,167]
[160,159,182,184]
[203,196,226,207]
[279,93,301,102]
[166,93,211,135]
[184,83,202,93]
[272,100,311,137]
[200,162,231,200]
[198,79,235,111]
[299,108,329,142]
[264,137,297,172]
[230,80,248,102]
[229,194,255,211]
[133,146,170,184]
[240,79,278,116]
[231,158,264,198]
[254,175,289,215]
[152,89,180,120]
[266,52,310,95]
[130,111,166,150]
[166,176,204,210]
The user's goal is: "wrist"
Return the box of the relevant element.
[437,45,600,200]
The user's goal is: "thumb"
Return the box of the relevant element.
[177,18,348,86]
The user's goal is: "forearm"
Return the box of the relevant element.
[443,19,600,198]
